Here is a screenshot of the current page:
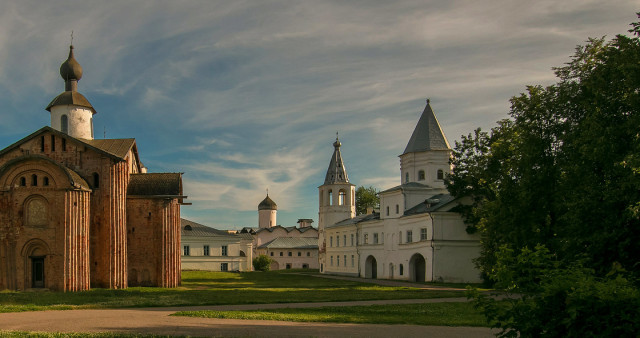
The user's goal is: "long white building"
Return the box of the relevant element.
[319,100,481,283]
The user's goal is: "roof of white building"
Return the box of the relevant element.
[239,225,317,235]
[379,181,431,194]
[328,212,379,228]
[258,237,319,249]
[181,218,244,238]
[327,193,457,228]
[402,100,451,154]
[403,194,457,215]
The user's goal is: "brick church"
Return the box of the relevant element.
[0,45,185,291]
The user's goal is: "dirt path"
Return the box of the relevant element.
[0,298,495,337]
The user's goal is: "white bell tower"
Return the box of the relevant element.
[46,45,96,140]
[318,134,355,273]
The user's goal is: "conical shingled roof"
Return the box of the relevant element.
[324,135,350,185]
[258,194,277,210]
[402,100,450,154]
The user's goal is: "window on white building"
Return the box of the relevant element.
[351,255,355,267]
[183,245,190,256]
[437,169,444,180]
[418,170,425,180]
[221,263,228,271]
[222,245,228,256]
[396,204,399,214]
[330,236,333,247]
[407,230,413,243]
[331,256,333,266]
[420,228,427,241]
[337,255,340,266]
[343,235,347,246]
[373,233,379,244]
[364,233,368,244]
[351,234,354,246]
[61,115,68,134]
[203,245,210,256]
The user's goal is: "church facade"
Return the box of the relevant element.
[0,45,185,291]
[319,101,481,283]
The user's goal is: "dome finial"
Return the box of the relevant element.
[60,42,83,92]
[426,98,430,104]
[333,132,341,148]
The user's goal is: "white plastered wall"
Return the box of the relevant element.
[50,105,94,139]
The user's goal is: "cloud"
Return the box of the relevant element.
[0,0,636,228]
[182,143,321,214]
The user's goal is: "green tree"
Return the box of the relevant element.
[355,186,379,215]
[453,14,640,337]
[252,254,273,272]
[448,17,640,281]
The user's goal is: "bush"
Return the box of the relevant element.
[252,254,272,272]
[468,245,640,337]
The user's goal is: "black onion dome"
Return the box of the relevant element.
[258,194,277,210]
[60,45,83,81]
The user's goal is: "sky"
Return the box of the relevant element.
[0,1,636,230]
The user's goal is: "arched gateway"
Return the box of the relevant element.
[364,255,377,279]
[409,253,426,282]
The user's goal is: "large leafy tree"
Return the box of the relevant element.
[355,186,379,215]
[447,18,640,281]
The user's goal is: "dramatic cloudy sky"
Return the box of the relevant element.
[0,1,636,229]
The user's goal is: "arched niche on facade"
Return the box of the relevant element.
[24,195,49,227]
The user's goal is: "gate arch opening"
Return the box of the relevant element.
[409,253,426,282]
[364,255,377,279]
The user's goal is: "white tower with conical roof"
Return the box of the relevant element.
[258,193,277,228]
[46,45,96,139]
[399,99,451,191]
[317,134,355,272]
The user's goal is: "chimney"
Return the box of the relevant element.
[297,219,314,228]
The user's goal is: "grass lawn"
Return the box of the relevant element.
[0,270,467,313]
[173,302,489,327]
